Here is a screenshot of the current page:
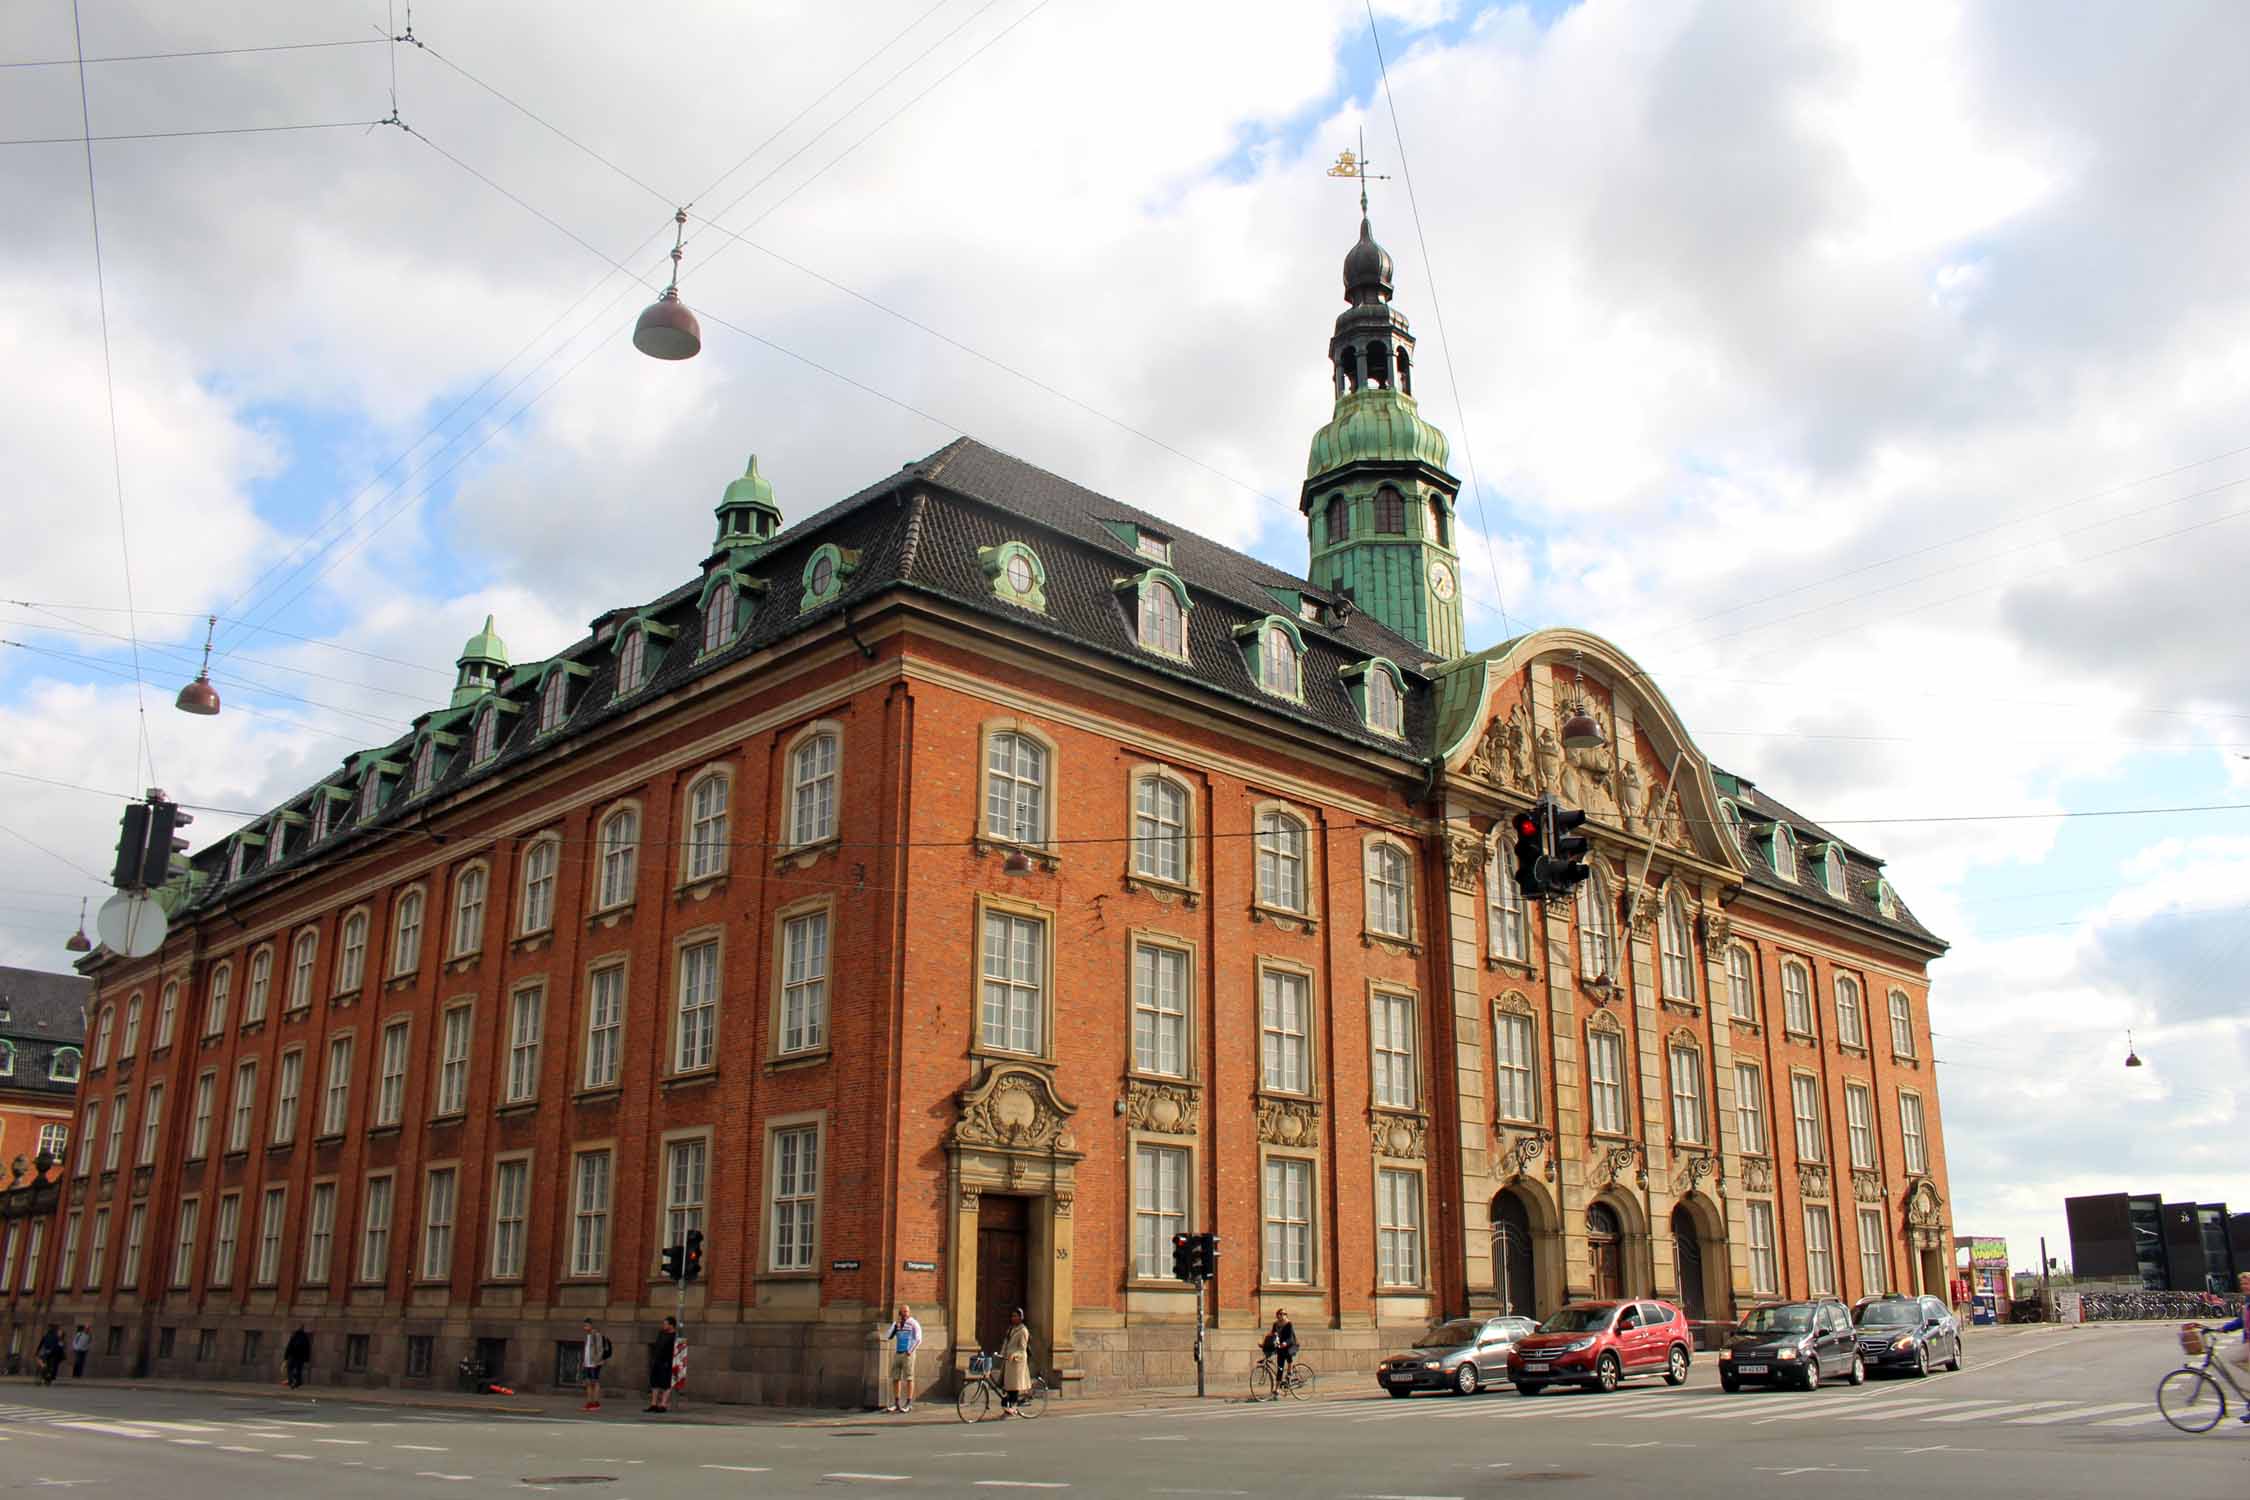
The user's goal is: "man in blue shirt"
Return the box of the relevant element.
[886,1305,923,1414]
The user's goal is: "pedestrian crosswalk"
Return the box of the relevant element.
[0,1401,477,1439]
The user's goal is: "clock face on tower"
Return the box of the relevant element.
[1427,558,1457,603]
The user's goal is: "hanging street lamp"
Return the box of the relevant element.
[175,614,221,716]
[633,209,702,360]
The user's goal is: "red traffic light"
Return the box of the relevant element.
[1512,812,1540,839]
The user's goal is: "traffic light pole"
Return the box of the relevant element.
[1194,1275,1207,1398]
[1619,749,1688,933]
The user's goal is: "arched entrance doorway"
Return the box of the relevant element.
[1670,1204,1707,1321]
[1587,1203,1624,1300]
[1490,1190,1537,1318]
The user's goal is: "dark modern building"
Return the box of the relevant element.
[2066,1191,2240,1291]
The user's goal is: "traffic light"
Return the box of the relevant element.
[661,1242,685,1280]
[112,802,151,889]
[1542,805,1591,896]
[683,1228,704,1283]
[1172,1232,1196,1283]
[1193,1231,1219,1279]
[1510,805,1544,898]
[141,799,192,888]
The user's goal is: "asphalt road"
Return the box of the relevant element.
[0,1325,2241,1498]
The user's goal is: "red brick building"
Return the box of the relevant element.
[18,216,1950,1401]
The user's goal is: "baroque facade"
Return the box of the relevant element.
[13,214,1950,1402]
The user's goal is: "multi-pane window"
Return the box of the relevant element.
[1495,1011,1538,1122]
[1771,826,1797,881]
[1726,947,1757,1021]
[245,949,272,1024]
[1259,969,1311,1094]
[665,1138,707,1248]
[273,1049,302,1144]
[1371,991,1415,1110]
[120,1203,147,1288]
[227,1060,257,1153]
[57,1211,80,1291]
[1366,669,1403,736]
[1899,1092,1927,1175]
[791,733,839,847]
[451,866,487,957]
[1857,1207,1888,1295]
[1659,892,1694,999]
[392,890,424,976]
[1132,1143,1188,1280]
[1844,1083,1876,1169]
[421,1168,456,1280]
[1588,1028,1627,1135]
[1259,623,1301,697]
[1256,810,1308,912]
[1132,776,1188,883]
[375,1021,409,1127]
[585,966,624,1088]
[1364,843,1409,938]
[1804,1204,1835,1295]
[121,995,142,1056]
[780,912,829,1055]
[1576,870,1615,978]
[1376,1167,1423,1287]
[87,1208,109,1291]
[983,732,1047,845]
[770,1127,818,1271]
[1374,487,1406,532]
[1834,974,1864,1048]
[321,1036,354,1137]
[1781,962,1813,1035]
[204,964,231,1037]
[39,1120,66,1157]
[674,940,720,1072]
[701,584,736,654]
[537,670,569,733]
[437,1005,473,1114]
[491,1159,529,1279]
[472,704,498,763]
[303,1182,336,1283]
[170,1198,200,1288]
[1262,1157,1312,1283]
[686,774,730,880]
[1790,1073,1825,1162]
[1487,851,1527,963]
[506,986,542,1103]
[79,1100,100,1175]
[358,1177,393,1283]
[980,912,1045,1055]
[338,911,368,992]
[311,794,332,843]
[15,1222,37,1296]
[138,1081,164,1165]
[289,932,317,1011]
[255,1186,285,1286]
[156,982,178,1047]
[1667,1043,1705,1145]
[519,839,558,934]
[211,1193,241,1286]
[1888,990,1916,1058]
[1747,1201,1778,1294]
[106,1096,127,1170]
[1137,578,1185,657]
[92,1006,114,1065]
[576,1151,612,1277]
[615,628,646,696]
[1735,1062,1767,1155]
[597,808,640,909]
[1131,942,1188,1078]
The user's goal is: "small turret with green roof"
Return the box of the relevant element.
[713,454,783,559]
[452,614,509,708]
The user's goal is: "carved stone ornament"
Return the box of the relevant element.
[1600,1142,1647,1189]
[1053,1189,1075,1218]
[1498,1129,1551,1181]
[1700,911,1732,949]
[1256,1095,1323,1148]
[1797,1162,1831,1200]
[959,1186,981,1213]
[1369,1109,1429,1160]
[952,1063,1081,1157]
[1468,703,1534,791]
[1124,1079,1200,1136]
[1446,832,1485,893]
[1742,1156,1775,1194]
[1628,896,1659,938]
[1904,1176,1945,1228]
[1851,1169,1884,1203]
[1672,1149,1721,1195]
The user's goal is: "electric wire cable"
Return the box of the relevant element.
[1,120,389,146]
[1,38,385,70]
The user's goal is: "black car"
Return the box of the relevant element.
[1717,1298,1865,1391]
[1853,1294,1964,1376]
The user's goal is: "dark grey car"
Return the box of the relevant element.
[1718,1299,1865,1391]
[1854,1294,1965,1376]
[1376,1315,1539,1396]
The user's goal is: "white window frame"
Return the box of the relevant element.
[1804,1203,1835,1295]
[58,1210,81,1291]
[1262,1156,1313,1285]
[1659,891,1694,999]
[1857,1206,1889,1295]
[1747,1200,1778,1295]
[1494,1008,1538,1123]
[1130,940,1189,1079]
[1790,1072,1825,1163]
[1899,1091,1928,1175]
[272,1048,303,1145]
[615,626,647,697]
[451,864,488,957]
[1258,622,1301,698]
[1726,946,1757,1022]
[357,1175,394,1284]
[779,910,829,1056]
[156,982,177,1048]
[673,938,721,1073]
[768,1125,819,1272]
[1259,967,1312,1095]
[391,889,424,977]
[337,910,368,993]
[1844,1082,1876,1170]
[596,806,640,911]
[1375,1166,1423,1288]
[685,771,731,881]
[979,909,1047,1056]
[1834,973,1864,1048]
[1365,666,1403,736]
[519,837,559,936]
[1132,1141,1189,1281]
[288,932,317,1011]
[537,669,569,734]
[584,964,625,1089]
[204,963,232,1037]
[320,1036,354,1138]
[375,1020,409,1128]
[77,1100,100,1175]
[665,1136,708,1249]
[227,1058,257,1154]
[437,1003,473,1115]
[93,1005,115,1065]
[982,730,1048,847]
[211,1191,241,1286]
[505,985,543,1103]
[1487,849,1527,963]
[1131,773,1189,884]
[1888,989,1916,1058]
[120,1202,147,1288]
[255,1185,286,1286]
[420,1166,457,1281]
[1781,961,1813,1036]
[137,1080,164,1166]
[1255,808,1309,914]
[789,730,840,848]
[170,1196,200,1289]
[1588,1026,1627,1135]
[1667,1042,1705,1145]
[303,1182,336,1284]
[245,948,272,1024]
[87,1208,110,1291]
[1370,989,1416,1111]
[1735,1061,1767,1155]
[1137,575,1186,658]
[1576,867,1616,979]
[490,1157,529,1280]
[106,1095,127,1171]
[121,994,142,1057]
[1364,840,1410,939]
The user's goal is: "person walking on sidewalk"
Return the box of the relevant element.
[645,1317,678,1413]
[999,1308,1032,1417]
[69,1325,89,1379]
[34,1326,62,1386]
[885,1305,923,1413]
[580,1319,609,1411]
[283,1326,312,1389]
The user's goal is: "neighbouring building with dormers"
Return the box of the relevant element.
[16,214,1950,1403]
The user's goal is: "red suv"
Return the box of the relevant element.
[1505,1299,1693,1395]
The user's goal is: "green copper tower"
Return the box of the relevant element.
[451,615,508,708]
[713,453,783,559]
[1300,215,1464,658]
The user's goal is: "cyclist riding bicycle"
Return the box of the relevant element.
[2217,1271,2250,1422]
[1261,1309,1298,1390]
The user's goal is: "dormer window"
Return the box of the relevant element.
[310,793,332,843]
[228,842,247,882]
[49,1047,80,1084]
[356,770,384,823]
[473,705,499,764]
[1874,880,1900,920]
[1262,626,1299,694]
[1137,530,1172,564]
[1341,657,1407,737]
[1769,824,1797,882]
[538,670,571,733]
[411,738,436,796]
[1820,843,1848,899]
[979,542,1047,613]
[702,583,736,654]
[616,628,647,697]
[1119,568,1190,660]
[799,543,859,612]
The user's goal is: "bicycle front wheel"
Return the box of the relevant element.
[1249,1363,1277,1402]
[1285,1361,1318,1400]
[2158,1366,2226,1433]
[1021,1378,1051,1419]
[957,1379,994,1423]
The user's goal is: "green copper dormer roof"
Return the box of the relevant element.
[715,453,784,556]
[451,615,509,708]
[1306,386,1452,479]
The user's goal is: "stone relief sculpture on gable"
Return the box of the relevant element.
[1467,701,1536,792]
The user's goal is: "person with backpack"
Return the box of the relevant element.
[581,1320,610,1412]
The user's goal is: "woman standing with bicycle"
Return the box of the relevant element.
[1000,1308,1032,1417]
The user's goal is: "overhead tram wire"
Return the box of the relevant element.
[1,37,385,69]
[6,617,442,708]
[7,601,454,679]
[2,640,410,744]
[0,821,106,885]
[1364,2,1511,640]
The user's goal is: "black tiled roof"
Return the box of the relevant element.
[0,965,89,1097]
[1719,775,1940,947]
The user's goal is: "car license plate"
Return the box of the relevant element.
[1522,1361,1550,1372]
[1387,1372,1415,1383]
[1736,1363,1767,1375]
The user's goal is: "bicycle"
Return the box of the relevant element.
[956,1352,1050,1422]
[2156,1324,2250,1433]
[1249,1353,1317,1402]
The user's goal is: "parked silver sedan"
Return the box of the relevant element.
[1377,1315,1540,1397]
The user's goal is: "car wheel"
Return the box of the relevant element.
[1802,1356,1820,1391]
[1947,1339,1964,1373]
[1594,1353,1622,1393]
[1847,1353,1865,1387]
[1387,1385,1413,1398]
[1914,1345,1929,1378]
[1513,1381,1542,1397]
[1453,1363,1481,1397]
[1719,1373,1741,1394]
[1664,1346,1690,1387]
